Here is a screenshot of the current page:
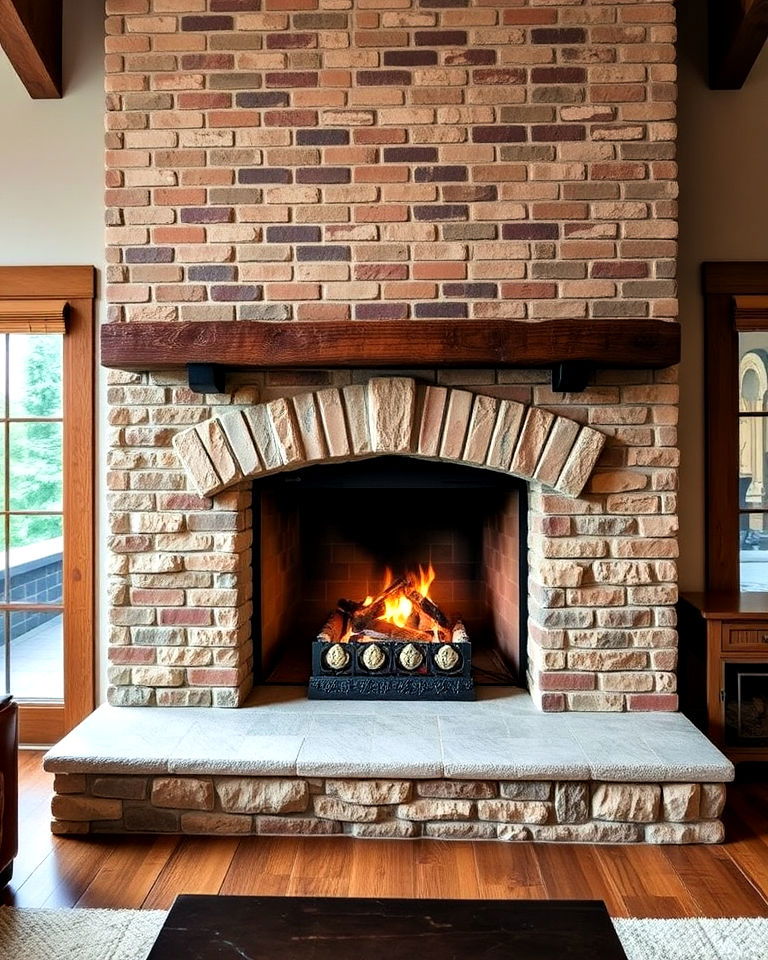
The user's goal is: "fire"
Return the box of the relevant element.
[376,564,435,628]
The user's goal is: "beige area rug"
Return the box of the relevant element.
[0,907,767,959]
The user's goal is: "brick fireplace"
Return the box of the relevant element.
[42,0,735,845]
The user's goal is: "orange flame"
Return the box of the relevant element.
[377,564,436,629]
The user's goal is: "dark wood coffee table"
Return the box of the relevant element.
[147,895,628,959]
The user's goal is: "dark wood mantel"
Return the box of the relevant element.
[100,317,680,374]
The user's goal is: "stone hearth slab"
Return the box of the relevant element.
[44,687,734,784]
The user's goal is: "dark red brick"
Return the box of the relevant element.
[296,245,351,261]
[531,28,586,44]
[471,126,526,143]
[210,0,261,9]
[413,204,468,221]
[237,91,289,107]
[358,70,412,85]
[445,49,496,66]
[502,223,559,240]
[265,72,318,88]
[355,303,409,320]
[266,225,321,243]
[297,128,349,145]
[531,67,586,83]
[178,92,232,109]
[383,147,438,162]
[443,282,497,298]
[266,33,316,49]
[181,54,234,70]
[264,109,318,126]
[239,168,292,184]
[180,207,233,224]
[210,285,261,301]
[532,125,586,141]
[296,167,350,184]
[473,68,525,85]
[181,15,233,30]
[591,261,649,279]
[125,248,174,264]
[415,31,467,45]
[414,165,468,182]
[383,50,438,66]
[414,301,468,318]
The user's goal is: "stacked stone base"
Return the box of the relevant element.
[52,774,725,844]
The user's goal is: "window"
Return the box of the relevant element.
[704,263,768,593]
[0,267,95,743]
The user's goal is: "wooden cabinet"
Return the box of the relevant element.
[681,592,768,763]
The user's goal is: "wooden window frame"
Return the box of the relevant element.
[0,266,95,744]
[703,262,768,594]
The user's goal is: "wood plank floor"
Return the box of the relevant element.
[5,751,768,917]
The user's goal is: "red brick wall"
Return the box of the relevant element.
[105,0,677,322]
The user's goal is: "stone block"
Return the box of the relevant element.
[510,407,555,478]
[342,384,372,455]
[416,780,495,800]
[554,782,589,823]
[313,796,380,823]
[368,377,417,454]
[292,392,328,461]
[92,776,148,800]
[591,783,660,822]
[555,426,607,497]
[51,795,123,822]
[477,799,551,824]
[700,783,726,820]
[196,419,242,488]
[216,778,309,814]
[531,822,643,843]
[266,397,305,465]
[499,781,551,802]
[256,816,342,836]
[124,805,180,832]
[244,404,283,471]
[51,820,90,835]
[152,777,214,811]
[54,773,86,795]
[644,821,725,844]
[533,417,580,487]
[181,812,253,834]
[439,389,473,459]
[315,388,351,458]
[486,399,525,471]
[351,820,419,839]
[417,385,448,457]
[662,783,700,822]
[219,409,262,477]
[327,779,411,805]
[425,821,498,840]
[396,799,474,821]
[173,428,222,496]
[463,394,498,464]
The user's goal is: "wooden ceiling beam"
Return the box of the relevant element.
[0,0,62,99]
[710,0,768,89]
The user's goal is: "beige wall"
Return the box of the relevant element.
[677,0,768,591]
[0,0,107,704]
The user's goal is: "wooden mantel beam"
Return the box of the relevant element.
[0,0,62,99]
[710,0,768,89]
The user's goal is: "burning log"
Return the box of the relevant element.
[350,576,410,630]
[358,621,432,643]
[406,588,451,630]
[452,620,469,643]
[318,611,345,644]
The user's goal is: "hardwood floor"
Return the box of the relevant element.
[5,751,768,916]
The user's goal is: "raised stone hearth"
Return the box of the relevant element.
[45,687,733,843]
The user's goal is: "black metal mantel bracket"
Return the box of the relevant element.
[187,363,227,395]
[551,360,593,393]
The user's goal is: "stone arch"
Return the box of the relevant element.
[740,350,768,505]
[172,377,607,500]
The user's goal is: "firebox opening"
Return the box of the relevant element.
[253,457,527,690]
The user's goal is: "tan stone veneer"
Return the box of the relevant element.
[172,377,607,498]
[51,774,725,844]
